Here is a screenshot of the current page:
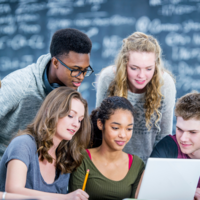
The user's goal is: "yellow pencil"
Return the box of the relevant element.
[82,169,90,191]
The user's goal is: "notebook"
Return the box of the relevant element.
[137,158,200,200]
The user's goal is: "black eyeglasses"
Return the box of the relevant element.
[56,58,94,77]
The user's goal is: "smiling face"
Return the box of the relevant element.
[55,98,85,143]
[176,116,200,159]
[53,51,90,90]
[126,51,156,93]
[98,109,134,151]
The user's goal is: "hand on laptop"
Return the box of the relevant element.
[194,188,200,200]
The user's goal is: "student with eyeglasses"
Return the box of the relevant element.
[0,28,93,159]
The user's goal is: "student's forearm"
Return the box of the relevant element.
[0,192,35,199]
[6,187,66,200]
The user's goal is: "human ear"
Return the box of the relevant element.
[97,119,103,131]
[52,57,58,69]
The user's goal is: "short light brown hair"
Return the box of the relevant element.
[175,91,200,120]
[17,87,91,173]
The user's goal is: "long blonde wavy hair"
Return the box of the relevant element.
[17,87,91,173]
[108,32,166,130]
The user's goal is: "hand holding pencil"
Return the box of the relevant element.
[66,169,90,200]
[82,169,90,191]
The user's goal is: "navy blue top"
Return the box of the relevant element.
[150,135,178,158]
[0,135,70,193]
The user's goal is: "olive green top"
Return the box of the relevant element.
[69,150,145,200]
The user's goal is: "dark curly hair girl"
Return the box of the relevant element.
[90,96,135,147]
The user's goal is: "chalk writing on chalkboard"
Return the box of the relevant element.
[0,0,200,119]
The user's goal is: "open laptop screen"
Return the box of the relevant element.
[138,158,200,200]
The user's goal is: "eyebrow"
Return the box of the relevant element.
[111,122,134,126]
[58,58,90,70]
[70,109,84,118]
[71,109,77,114]
[73,65,90,70]
[130,64,154,68]
[176,126,198,132]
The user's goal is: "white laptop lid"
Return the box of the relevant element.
[138,158,200,200]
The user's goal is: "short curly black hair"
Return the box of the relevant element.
[90,96,135,148]
[50,28,92,58]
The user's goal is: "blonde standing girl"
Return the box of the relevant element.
[96,32,176,163]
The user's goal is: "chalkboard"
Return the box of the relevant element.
[0,0,200,132]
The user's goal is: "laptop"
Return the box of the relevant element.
[137,158,200,200]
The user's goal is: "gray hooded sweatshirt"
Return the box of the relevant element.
[0,53,51,158]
